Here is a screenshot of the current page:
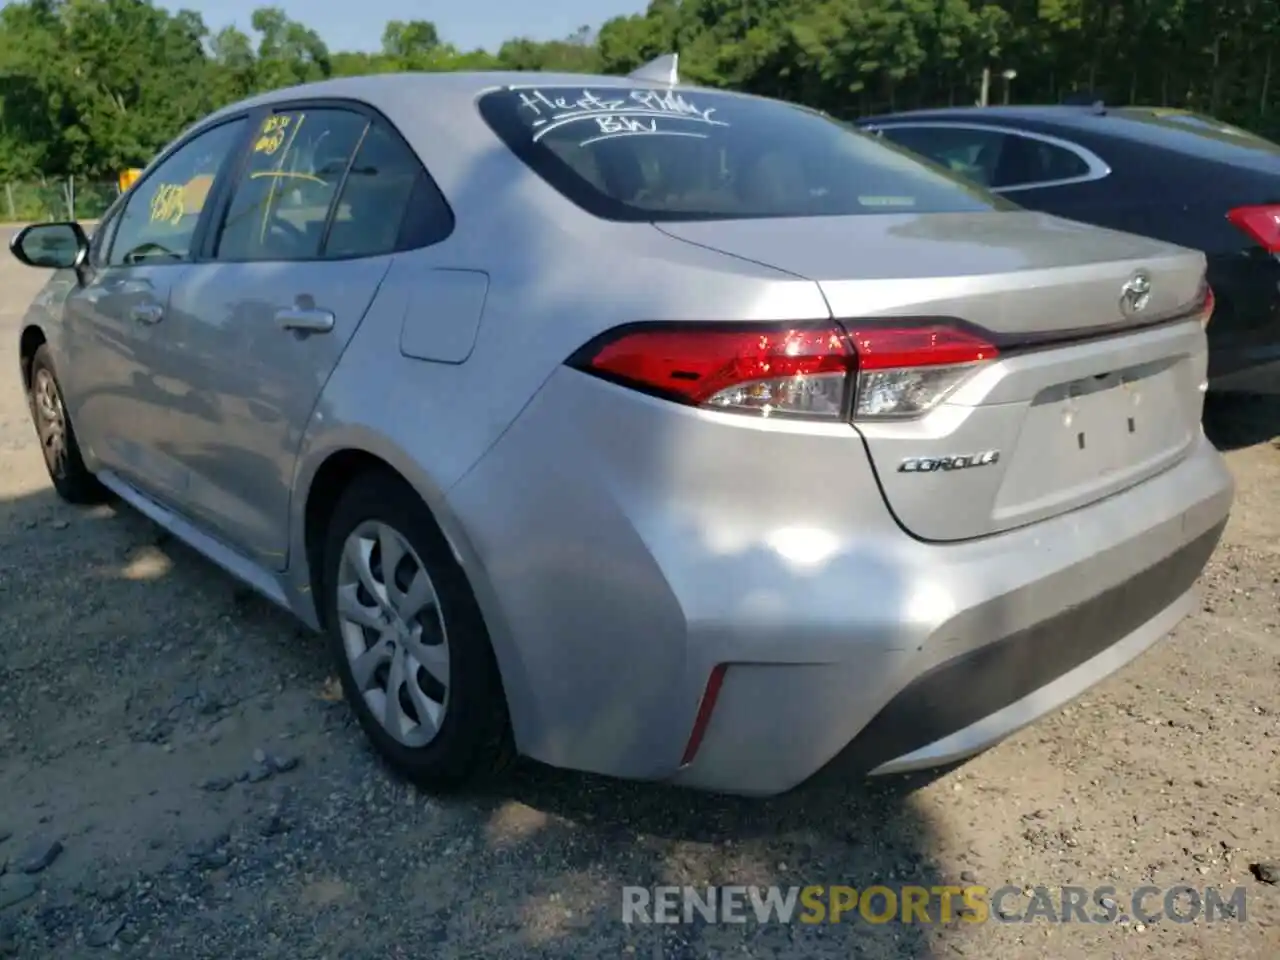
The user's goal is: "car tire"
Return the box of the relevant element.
[27,345,108,505]
[321,470,514,790]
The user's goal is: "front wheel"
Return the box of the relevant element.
[321,472,514,790]
[27,345,107,504]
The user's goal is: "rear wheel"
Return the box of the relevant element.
[321,472,513,789]
[27,345,107,504]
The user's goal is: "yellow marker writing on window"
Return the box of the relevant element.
[147,175,215,225]
[149,184,186,225]
[254,114,293,155]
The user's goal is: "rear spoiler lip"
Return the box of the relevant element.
[991,298,1208,355]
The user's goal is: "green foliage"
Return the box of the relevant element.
[0,0,1277,187]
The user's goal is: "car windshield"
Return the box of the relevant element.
[478,85,1015,222]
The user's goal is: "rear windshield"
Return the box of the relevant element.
[478,85,1013,222]
[1110,108,1280,163]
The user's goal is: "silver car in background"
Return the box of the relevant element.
[11,65,1232,797]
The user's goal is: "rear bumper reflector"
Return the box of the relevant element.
[680,664,728,767]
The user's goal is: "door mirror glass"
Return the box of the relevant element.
[10,221,89,269]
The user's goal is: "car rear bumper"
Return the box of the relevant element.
[770,520,1217,779]
[446,368,1234,797]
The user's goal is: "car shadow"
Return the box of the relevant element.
[0,481,962,959]
[448,758,960,958]
[1203,391,1280,451]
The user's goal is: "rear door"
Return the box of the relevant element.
[59,117,249,500]
[161,102,447,566]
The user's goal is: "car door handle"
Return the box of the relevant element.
[130,303,164,325]
[276,307,335,334]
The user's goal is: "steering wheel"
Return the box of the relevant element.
[121,241,180,264]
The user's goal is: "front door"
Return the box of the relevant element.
[163,105,433,567]
[60,117,249,501]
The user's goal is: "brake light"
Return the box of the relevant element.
[1226,204,1280,252]
[567,321,999,420]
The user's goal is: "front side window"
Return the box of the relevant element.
[215,108,370,261]
[107,119,247,266]
[479,86,1012,222]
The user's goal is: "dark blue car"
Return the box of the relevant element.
[858,105,1280,392]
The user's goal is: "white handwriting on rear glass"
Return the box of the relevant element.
[516,88,727,144]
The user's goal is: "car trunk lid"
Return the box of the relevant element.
[656,211,1210,541]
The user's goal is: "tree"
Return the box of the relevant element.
[1,0,1278,184]
[381,19,439,60]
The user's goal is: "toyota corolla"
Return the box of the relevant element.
[10,61,1233,796]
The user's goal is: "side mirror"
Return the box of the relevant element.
[10,221,89,270]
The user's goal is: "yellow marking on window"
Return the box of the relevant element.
[253,114,293,155]
[259,113,306,245]
[149,183,186,224]
[249,170,326,186]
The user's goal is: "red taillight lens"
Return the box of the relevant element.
[844,324,998,370]
[1226,204,1280,253]
[570,323,855,418]
[569,320,1000,421]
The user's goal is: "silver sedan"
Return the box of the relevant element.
[10,61,1232,796]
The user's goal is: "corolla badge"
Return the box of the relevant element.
[1120,271,1152,316]
[898,451,1000,473]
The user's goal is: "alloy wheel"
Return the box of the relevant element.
[335,520,451,748]
[33,368,67,475]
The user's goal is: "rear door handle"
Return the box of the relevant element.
[130,303,164,325]
[276,307,335,334]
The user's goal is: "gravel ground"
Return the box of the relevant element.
[0,242,1277,959]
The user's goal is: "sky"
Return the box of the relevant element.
[165,0,650,53]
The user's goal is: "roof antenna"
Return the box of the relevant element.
[628,53,679,86]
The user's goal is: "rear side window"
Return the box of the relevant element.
[881,125,1091,189]
[478,86,1011,222]
[216,108,369,261]
[325,122,440,258]
[214,108,449,261]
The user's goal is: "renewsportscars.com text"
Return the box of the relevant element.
[621,884,1247,925]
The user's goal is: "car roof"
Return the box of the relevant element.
[204,70,729,124]
[179,71,793,239]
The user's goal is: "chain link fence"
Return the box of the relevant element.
[3,179,122,223]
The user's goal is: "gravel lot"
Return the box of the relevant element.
[0,234,1277,959]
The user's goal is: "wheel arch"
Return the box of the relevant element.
[288,431,539,752]
[19,324,47,390]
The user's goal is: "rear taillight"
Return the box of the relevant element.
[845,324,997,419]
[567,321,999,421]
[1226,204,1280,253]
